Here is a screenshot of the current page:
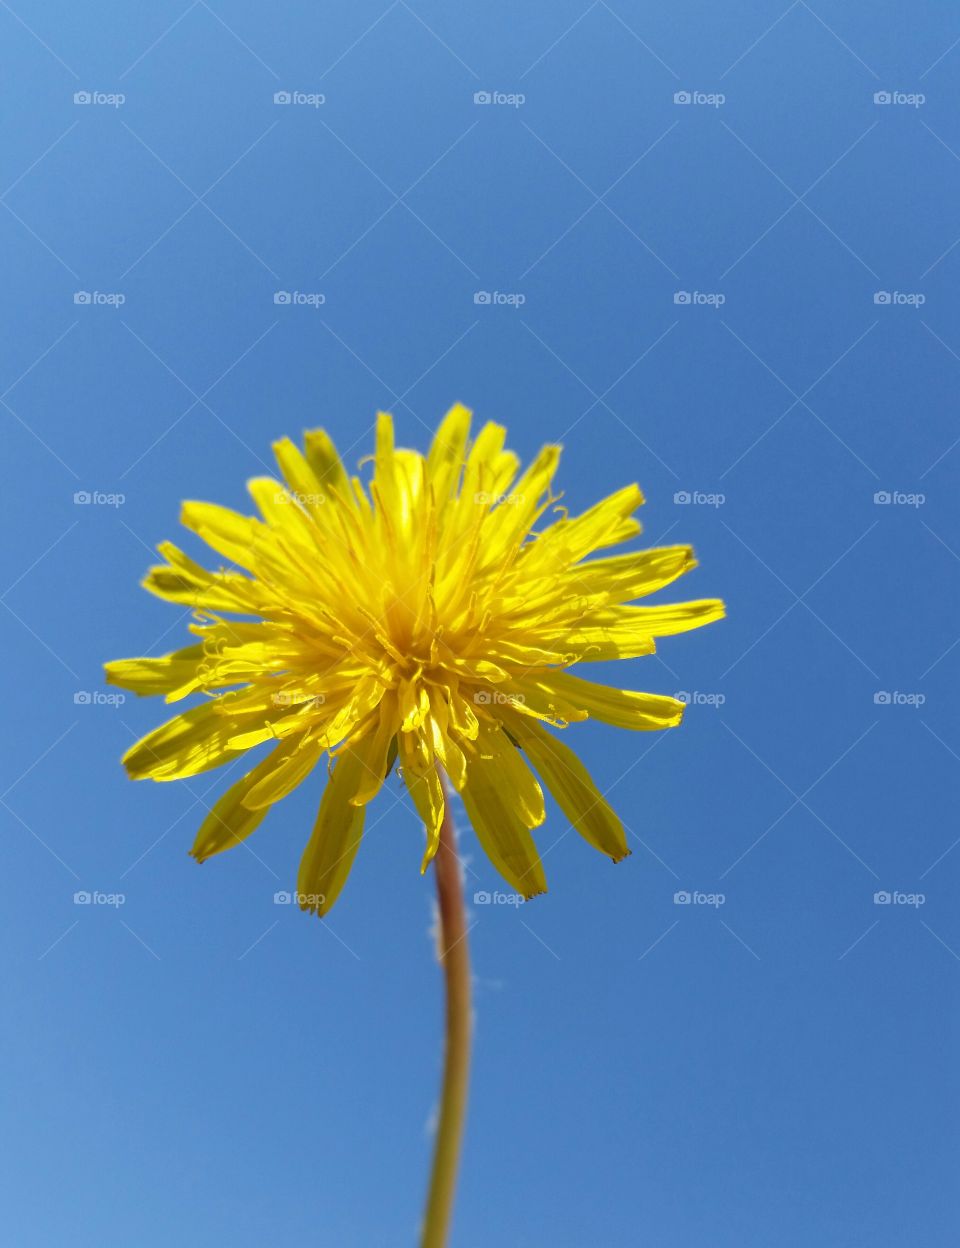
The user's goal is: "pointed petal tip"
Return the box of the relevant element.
[120,749,147,780]
[419,837,441,875]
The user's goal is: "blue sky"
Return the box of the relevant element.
[2,2,959,1245]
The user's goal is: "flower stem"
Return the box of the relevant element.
[421,778,472,1248]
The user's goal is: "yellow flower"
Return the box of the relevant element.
[106,407,724,915]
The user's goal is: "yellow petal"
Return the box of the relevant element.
[475,723,545,830]
[303,428,353,503]
[246,477,316,540]
[586,598,726,639]
[398,731,445,872]
[427,403,472,505]
[460,744,547,899]
[180,500,264,570]
[272,437,327,516]
[510,717,628,861]
[122,698,274,781]
[428,707,467,791]
[540,670,685,730]
[105,645,203,697]
[349,693,399,806]
[143,542,264,614]
[532,484,644,565]
[503,675,589,727]
[482,444,561,561]
[242,733,324,810]
[441,421,508,552]
[446,688,480,740]
[297,749,368,915]
[188,750,292,862]
[315,677,388,751]
[553,598,724,661]
[550,623,658,662]
[568,544,697,603]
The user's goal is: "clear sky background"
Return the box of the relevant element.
[2,2,959,1245]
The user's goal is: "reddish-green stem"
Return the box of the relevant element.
[421,778,472,1248]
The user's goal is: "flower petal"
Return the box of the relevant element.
[241,733,324,810]
[105,645,204,698]
[540,670,685,730]
[550,597,724,661]
[532,484,644,564]
[272,437,328,516]
[349,694,399,806]
[482,444,561,563]
[460,734,547,898]
[510,717,628,861]
[303,428,354,503]
[583,598,726,639]
[568,544,698,603]
[143,542,265,614]
[180,500,264,570]
[297,748,368,915]
[477,724,545,830]
[547,622,658,662]
[188,752,286,862]
[122,699,275,781]
[398,730,445,872]
[427,403,471,506]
